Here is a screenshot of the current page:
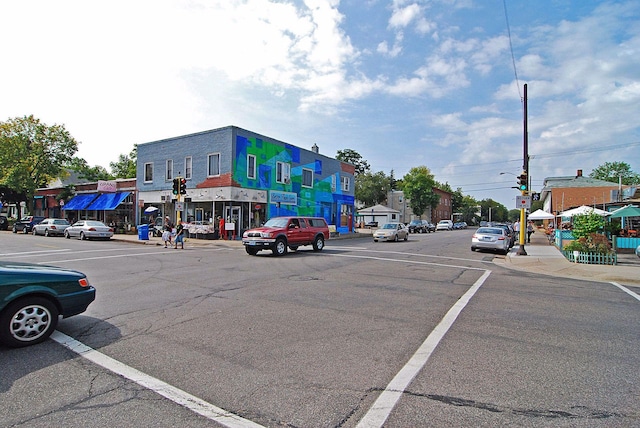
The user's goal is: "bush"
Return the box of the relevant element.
[564,233,612,254]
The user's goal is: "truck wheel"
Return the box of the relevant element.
[0,297,59,348]
[245,247,259,256]
[312,235,325,251]
[272,238,288,256]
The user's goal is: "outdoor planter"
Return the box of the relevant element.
[562,250,617,265]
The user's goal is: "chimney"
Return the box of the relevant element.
[311,143,319,154]
[576,169,582,177]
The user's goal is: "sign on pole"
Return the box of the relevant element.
[516,195,531,209]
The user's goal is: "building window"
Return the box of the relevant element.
[276,161,290,183]
[208,153,220,177]
[247,154,256,180]
[302,168,313,188]
[144,163,153,182]
[185,156,192,180]
[341,176,350,192]
[166,159,173,181]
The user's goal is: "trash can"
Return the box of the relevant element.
[137,224,149,240]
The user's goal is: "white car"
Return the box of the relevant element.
[64,220,114,240]
[436,220,453,231]
[373,223,409,242]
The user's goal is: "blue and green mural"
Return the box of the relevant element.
[234,135,354,227]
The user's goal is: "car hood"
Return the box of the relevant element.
[0,261,85,279]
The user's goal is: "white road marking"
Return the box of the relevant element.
[326,252,488,271]
[356,269,492,428]
[51,331,266,428]
[610,282,640,301]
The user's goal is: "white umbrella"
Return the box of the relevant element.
[528,209,555,220]
[560,205,610,217]
[144,206,159,214]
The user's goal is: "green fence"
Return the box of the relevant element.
[562,250,617,265]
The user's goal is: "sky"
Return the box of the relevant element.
[2,0,639,209]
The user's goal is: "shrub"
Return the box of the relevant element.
[564,233,612,254]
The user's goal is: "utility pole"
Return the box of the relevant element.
[517,83,529,256]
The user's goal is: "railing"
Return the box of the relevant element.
[562,250,617,265]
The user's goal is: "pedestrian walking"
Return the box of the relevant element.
[164,216,174,246]
[174,221,185,249]
[527,220,535,243]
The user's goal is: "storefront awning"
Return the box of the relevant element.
[62,193,98,210]
[85,192,130,211]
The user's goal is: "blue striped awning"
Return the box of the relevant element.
[62,194,98,210]
[85,192,130,211]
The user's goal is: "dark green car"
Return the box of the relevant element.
[0,261,96,348]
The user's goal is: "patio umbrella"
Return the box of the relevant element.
[144,206,159,214]
[608,205,640,219]
[527,209,555,220]
[560,205,610,217]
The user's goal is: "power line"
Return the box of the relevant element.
[503,0,522,101]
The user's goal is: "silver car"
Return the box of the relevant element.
[64,220,114,240]
[471,227,510,255]
[32,218,71,237]
[373,222,409,242]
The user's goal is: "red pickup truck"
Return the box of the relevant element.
[241,216,330,256]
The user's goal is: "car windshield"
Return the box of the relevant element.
[409,220,420,225]
[477,227,503,235]
[381,223,397,229]
[263,218,289,228]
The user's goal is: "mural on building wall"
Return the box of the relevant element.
[234,135,354,223]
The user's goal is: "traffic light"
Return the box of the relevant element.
[517,172,528,192]
[172,178,179,195]
[179,178,187,195]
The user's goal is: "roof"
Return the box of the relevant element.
[542,175,619,189]
[357,204,400,214]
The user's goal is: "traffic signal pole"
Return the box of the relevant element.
[517,84,529,256]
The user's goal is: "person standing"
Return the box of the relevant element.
[164,216,174,246]
[218,216,225,240]
[174,221,185,249]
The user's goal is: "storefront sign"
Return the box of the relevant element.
[270,191,297,205]
[97,180,117,193]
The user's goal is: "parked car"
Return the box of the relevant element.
[364,221,378,228]
[242,216,330,256]
[471,226,511,255]
[373,222,409,242]
[492,223,516,248]
[453,221,468,229]
[0,261,96,347]
[0,215,8,231]
[407,219,433,233]
[64,220,114,240]
[436,220,454,231]
[32,218,71,237]
[12,215,45,234]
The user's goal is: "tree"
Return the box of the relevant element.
[402,166,440,219]
[110,145,137,178]
[68,157,113,181]
[589,161,640,185]
[0,115,78,213]
[336,149,370,177]
[355,171,389,206]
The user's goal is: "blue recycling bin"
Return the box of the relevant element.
[137,224,149,240]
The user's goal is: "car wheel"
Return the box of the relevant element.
[471,246,476,252]
[64,230,70,239]
[312,235,325,251]
[245,247,259,256]
[22,227,29,234]
[272,238,288,256]
[394,234,398,242]
[373,239,378,242]
[45,229,51,237]
[32,228,37,235]
[404,233,408,241]
[80,232,86,240]
[0,297,59,348]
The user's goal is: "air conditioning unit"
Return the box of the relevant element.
[284,177,291,184]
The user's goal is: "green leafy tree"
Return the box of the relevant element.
[564,212,610,253]
[479,199,507,222]
[68,157,113,181]
[402,166,440,218]
[110,145,137,178]
[0,115,78,213]
[336,149,370,177]
[458,194,480,224]
[589,161,640,185]
[355,171,389,206]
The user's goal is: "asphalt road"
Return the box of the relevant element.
[1,230,638,427]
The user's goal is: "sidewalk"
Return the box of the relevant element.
[495,230,640,287]
[113,229,640,287]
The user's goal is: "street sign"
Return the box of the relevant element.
[516,195,531,209]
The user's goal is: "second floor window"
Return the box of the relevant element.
[342,176,350,191]
[166,159,173,180]
[302,168,313,187]
[208,153,220,176]
[247,154,256,180]
[144,163,153,182]
[276,161,290,183]
[185,156,192,180]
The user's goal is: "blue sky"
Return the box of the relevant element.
[1,0,639,209]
